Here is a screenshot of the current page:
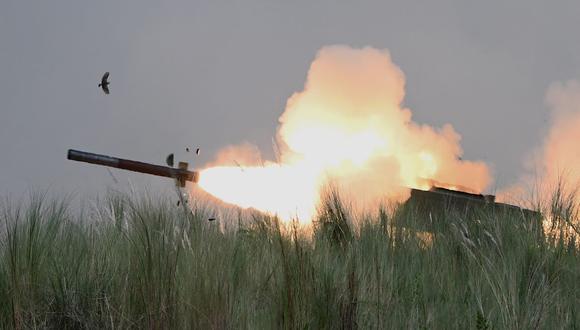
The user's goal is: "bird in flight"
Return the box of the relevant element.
[98,72,110,94]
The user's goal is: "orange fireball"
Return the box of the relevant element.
[195,46,492,222]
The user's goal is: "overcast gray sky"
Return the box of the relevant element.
[1,0,579,198]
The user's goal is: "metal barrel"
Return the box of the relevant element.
[67,149,199,184]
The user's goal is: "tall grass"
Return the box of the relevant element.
[0,188,578,329]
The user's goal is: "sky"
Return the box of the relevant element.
[1,0,579,200]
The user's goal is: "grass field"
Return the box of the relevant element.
[0,188,578,329]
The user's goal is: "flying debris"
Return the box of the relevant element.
[98,72,110,94]
[186,147,200,155]
[208,217,216,221]
[166,153,174,167]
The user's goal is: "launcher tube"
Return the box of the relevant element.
[67,149,199,184]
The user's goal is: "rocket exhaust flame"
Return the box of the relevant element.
[198,164,320,221]
[196,46,492,222]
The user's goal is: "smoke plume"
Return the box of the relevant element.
[198,45,492,221]
[500,80,580,204]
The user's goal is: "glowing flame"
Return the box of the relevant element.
[196,46,492,222]
[198,163,321,221]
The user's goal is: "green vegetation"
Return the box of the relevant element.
[0,189,578,329]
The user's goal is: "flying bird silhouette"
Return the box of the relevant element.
[98,72,110,94]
